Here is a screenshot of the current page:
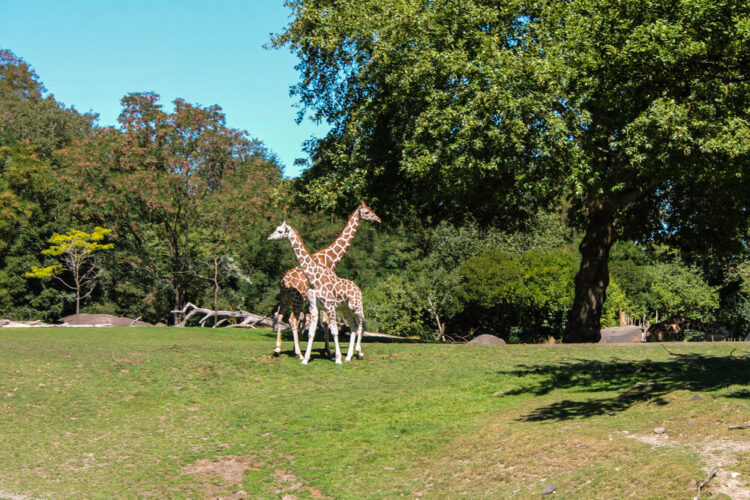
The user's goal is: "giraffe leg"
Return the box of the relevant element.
[288,313,302,359]
[328,306,343,364]
[302,295,318,365]
[343,310,358,362]
[273,304,285,356]
[355,313,366,359]
[321,311,331,359]
[290,298,305,359]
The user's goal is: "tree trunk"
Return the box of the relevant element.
[213,258,219,328]
[76,287,80,324]
[564,209,616,343]
[173,285,183,326]
[427,297,445,342]
[74,264,81,324]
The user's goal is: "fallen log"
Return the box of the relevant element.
[171,302,282,329]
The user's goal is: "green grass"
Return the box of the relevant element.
[1,327,749,499]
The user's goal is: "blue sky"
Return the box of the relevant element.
[0,0,327,177]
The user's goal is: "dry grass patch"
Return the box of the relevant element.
[402,419,699,499]
[183,455,259,498]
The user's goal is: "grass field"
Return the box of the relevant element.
[1,327,749,499]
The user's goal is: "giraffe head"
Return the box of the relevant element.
[267,221,292,241]
[357,201,382,223]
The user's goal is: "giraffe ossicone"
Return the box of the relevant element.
[268,222,366,365]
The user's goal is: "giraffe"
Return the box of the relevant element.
[272,201,380,358]
[267,222,366,365]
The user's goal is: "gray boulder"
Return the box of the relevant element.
[467,334,506,345]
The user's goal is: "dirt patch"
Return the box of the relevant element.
[0,490,29,500]
[624,432,750,498]
[273,469,327,498]
[183,455,259,497]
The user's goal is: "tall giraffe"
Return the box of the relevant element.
[268,222,366,364]
[272,201,380,358]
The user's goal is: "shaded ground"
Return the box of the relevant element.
[500,346,750,421]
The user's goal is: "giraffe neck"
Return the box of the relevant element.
[314,207,360,269]
[286,227,320,282]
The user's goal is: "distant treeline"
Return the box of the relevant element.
[1,49,748,341]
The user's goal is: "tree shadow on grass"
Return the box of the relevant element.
[499,348,750,422]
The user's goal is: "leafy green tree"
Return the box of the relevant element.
[363,214,577,340]
[0,50,95,320]
[64,93,283,322]
[364,273,429,338]
[0,50,95,162]
[274,0,750,342]
[647,262,719,322]
[454,248,578,342]
[26,227,114,320]
[723,259,750,336]
[601,279,630,328]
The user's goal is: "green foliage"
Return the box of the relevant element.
[64,93,283,320]
[0,51,95,320]
[610,251,720,324]
[26,226,114,279]
[25,227,114,316]
[360,213,579,341]
[683,329,707,342]
[276,0,750,338]
[453,248,578,342]
[0,50,95,162]
[601,279,630,328]
[648,262,719,322]
[363,273,429,338]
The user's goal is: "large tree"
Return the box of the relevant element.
[0,50,96,320]
[274,0,750,341]
[65,93,283,322]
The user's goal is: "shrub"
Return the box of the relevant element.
[452,248,577,342]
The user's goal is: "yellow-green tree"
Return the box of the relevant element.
[26,227,114,320]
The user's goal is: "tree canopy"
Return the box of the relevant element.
[274,0,750,340]
[64,93,283,321]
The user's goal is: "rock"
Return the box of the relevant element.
[731,472,740,479]
[691,394,704,401]
[467,334,506,345]
[599,326,645,343]
[654,427,666,434]
[542,484,556,495]
[58,313,152,326]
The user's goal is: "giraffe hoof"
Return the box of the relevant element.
[273,350,281,357]
[301,359,309,365]
[357,353,364,360]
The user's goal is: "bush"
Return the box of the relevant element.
[452,248,577,342]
